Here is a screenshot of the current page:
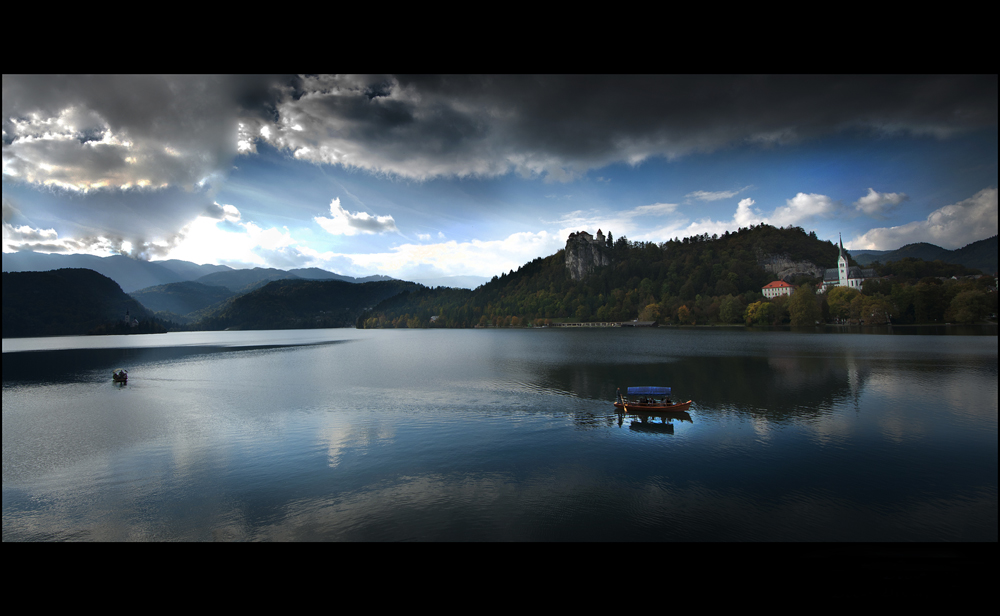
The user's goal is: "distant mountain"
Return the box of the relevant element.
[287,268,396,284]
[950,235,998,274]
[2,252,393,293]
[2,268,161,338]
[193,278,421,331]
[851,236,997,274]
[192,267,302,292]
[407,275,491,289]
[2,252,185,292]
[129,281,238,319]
[154,259,233,280]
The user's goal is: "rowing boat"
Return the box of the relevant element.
[614,386,691,411]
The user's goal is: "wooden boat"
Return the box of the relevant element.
[614,386,691,412]
[113,368,128,383]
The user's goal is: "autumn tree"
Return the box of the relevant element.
[788,283,819,326]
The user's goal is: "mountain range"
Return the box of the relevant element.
[850,235,997,274]
[3,230,994,336]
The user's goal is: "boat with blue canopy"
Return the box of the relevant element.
[614,386,691,412]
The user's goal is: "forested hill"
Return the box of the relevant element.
[192,278,422,331]
[359,224,851,328]
[2,268,163,338]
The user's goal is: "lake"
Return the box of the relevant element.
[2,327,996,541]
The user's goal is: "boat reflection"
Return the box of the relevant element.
[617,408,692,431]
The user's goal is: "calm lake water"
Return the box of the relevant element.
[3,327,996,541]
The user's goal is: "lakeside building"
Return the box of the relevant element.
[762,280,794,298]
[822,234,876,292]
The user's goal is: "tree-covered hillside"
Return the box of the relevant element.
[192,278,421,331]
[359,224,847,328]
[358,224,997,328]
[3,268,166,337]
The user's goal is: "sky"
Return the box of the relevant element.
[2,75,997,285]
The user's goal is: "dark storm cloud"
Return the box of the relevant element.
[3,74,289,189]
[7,75,996,190]
[3,75,290,256]
[258,75,998,181]
[4,75,996,257]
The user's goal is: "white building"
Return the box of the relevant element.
[762,280,794,298]
[823,234,875,292]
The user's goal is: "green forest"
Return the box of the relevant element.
[357,225,997,329]
[2,268,170,337]
[4,227,995,338]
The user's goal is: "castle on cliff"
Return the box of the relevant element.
[565,230,611,281]
[567,229,606,245]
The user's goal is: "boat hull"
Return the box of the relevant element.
[614,400,692,412]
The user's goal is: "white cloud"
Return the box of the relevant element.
[854,187,908,217]
[735,198,764,228]
[685,186,751,201]
[850,187,997,250]
[306,231,563,280]
[314,198,399,236]
[632,193,835,243]
[770,193,838,226]
[624,202,679,217]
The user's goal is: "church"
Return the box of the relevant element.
[822,234,876,292]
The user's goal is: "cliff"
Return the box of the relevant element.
[565,231,611,281]
[759,253,826,282]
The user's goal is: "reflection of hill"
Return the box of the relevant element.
[1,341,350,385]
[538,354,873,423]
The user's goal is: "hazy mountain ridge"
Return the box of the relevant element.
[129,281,238,319]
[1,253,402,294]
[851,236,997,273]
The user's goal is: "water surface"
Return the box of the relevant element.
[3,328,996,541]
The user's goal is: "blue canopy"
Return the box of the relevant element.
[627,386,671,396]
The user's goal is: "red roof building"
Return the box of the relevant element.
[762,280,794,299]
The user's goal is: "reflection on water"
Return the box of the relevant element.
[3,327,996,541]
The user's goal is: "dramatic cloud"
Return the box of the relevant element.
[6,75,995,192]
[165,202,306,267]
[314,197,399,236]
[239,75,997,182]
[2,75,287,190]
[850,187,997,250]
[854,187,909,217]
[4,75,997,272]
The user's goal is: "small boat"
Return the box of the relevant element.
[614,386,691,412]
[113,368,128,383]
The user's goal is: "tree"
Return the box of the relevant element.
[863,296,893,325]
[719,295,744,324]
[826,286,861,322]
[638,303,661,322]
[788,283,819,326]
[744,301,774,326]
[947,290,989,324]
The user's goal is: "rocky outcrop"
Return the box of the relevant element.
[759,253,825,282]
[565,231,611,281]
